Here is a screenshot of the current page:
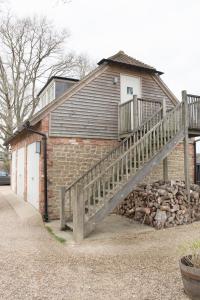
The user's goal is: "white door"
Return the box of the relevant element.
[120,75,141,129]
[27,143,40,210]
[17,147,25,199]
[120,75,141,103]
[11,150,17,192]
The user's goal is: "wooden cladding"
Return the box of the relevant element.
[50,67,176,139]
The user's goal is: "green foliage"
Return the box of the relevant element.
[180,239,200,268]
[46,226,66,244]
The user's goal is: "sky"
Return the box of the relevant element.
[2,0,200,100]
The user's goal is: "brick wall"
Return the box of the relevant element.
[144,142,194,183]
[10,117,195,221]
[47,137,119,219]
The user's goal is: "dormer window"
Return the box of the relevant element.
[37,76,79,111]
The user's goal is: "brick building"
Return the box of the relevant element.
[5,51,195,222]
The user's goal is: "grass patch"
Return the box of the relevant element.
[179,240,200,256]
[46,226,66,244]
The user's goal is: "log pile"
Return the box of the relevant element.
[116,180,200,229]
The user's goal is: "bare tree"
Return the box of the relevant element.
[73,53,96,79]
[0,15,77,147]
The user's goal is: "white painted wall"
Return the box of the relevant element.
[11,150,17,192]
[27,142,40,210]
[17,147,25,199]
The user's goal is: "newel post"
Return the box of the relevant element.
[182,90,190,202]
[162,98,168,181]
[73,183,84,243]
[60,187,66,230]
[133,95,139,129]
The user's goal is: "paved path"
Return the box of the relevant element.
[0,186,193,300]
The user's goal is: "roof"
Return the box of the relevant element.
[98,50,163,75]
[37,76,79,97]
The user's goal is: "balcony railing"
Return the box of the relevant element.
[118,96,163,136]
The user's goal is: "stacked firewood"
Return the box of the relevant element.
[116,180,200,229]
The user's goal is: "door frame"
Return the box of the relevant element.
[120,73,142,103]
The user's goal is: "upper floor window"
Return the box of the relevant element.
[40,82,55,109]
[127,87,133,95]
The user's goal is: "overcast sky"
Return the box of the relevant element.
[4,0,200,100]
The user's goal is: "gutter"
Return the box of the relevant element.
[23,121,48,222]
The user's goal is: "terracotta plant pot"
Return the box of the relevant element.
[180,256,200,300]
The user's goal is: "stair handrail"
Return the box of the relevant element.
[61,100,185,237]
[64,105,164,193]
[83,101,184,190]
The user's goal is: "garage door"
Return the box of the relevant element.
[17,147,25,199]
[27,142,40,210]
[11,150,17,192]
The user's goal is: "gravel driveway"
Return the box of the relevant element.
[0,186,194,300]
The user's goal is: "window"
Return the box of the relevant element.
[127,86,133,95]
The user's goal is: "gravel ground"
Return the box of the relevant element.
[0,186,195,300]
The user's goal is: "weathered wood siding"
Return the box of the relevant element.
[50,66,176,139]
[141,73,173,110]
[50,69,120,138]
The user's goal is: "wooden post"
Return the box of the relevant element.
[162,98,168,181]
[133,95,138,129]
[73,183,84,242]
[182,90,190,202]
[60,187,66,230]
[118,103,121,140]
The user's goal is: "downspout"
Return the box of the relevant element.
[24,121,48,222]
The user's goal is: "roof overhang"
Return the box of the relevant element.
[98,59,164,75]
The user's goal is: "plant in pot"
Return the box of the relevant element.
[180,240,200,299]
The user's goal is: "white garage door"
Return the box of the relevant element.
[11,150,17,192]
[27,142,40,210]
[17,147,25,199]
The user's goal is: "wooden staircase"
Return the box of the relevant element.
[60,92,198,242]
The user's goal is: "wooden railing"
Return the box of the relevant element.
[81,101,183,219]
[187,94,200,129]
[60,106,164,234]
[118,96,162,135]
[60,99,187,241]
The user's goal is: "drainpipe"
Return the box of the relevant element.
[24,121,48,222]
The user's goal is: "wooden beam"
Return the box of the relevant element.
[133,95,139,129]
[73,184,84,242]
[162,98,168,181]
[163,158,168,182]
[60,187,66,230]
[182,90,190,202]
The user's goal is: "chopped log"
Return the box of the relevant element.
[115,180,200,229]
